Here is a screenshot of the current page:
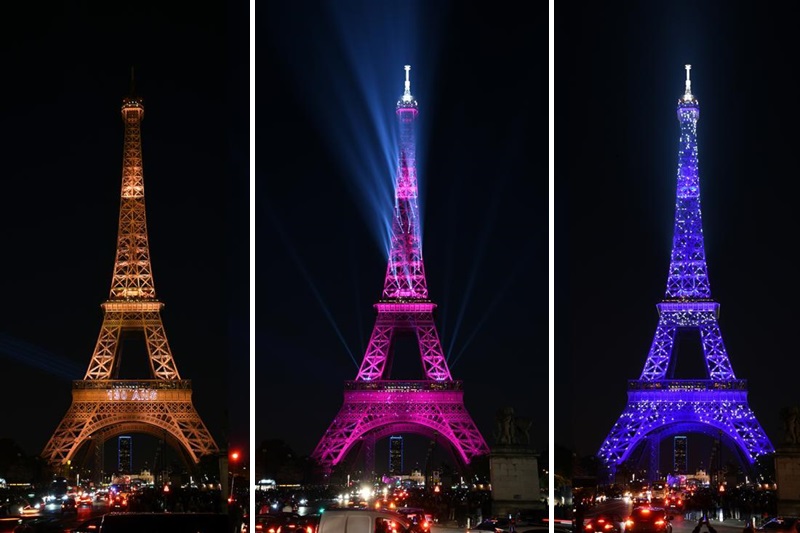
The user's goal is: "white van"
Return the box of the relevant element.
[318,508,414,533]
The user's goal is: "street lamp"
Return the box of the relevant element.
[229,450,241,503]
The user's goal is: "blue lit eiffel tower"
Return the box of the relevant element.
[597,65,774,482]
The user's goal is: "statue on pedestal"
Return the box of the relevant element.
[782,406,800,445]
[493,407,533,446]
[495,407,515,445]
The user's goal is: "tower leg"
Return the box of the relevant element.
[364,435,375,481]
[648,437,659,483]
[93,434,104,486]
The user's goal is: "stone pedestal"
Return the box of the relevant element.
[489,446,542,517]
[775,446,800,515]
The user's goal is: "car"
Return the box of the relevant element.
[649,498,666,508]
[277,514,322,533]
[68,512,228,532]
[108,492,129,511]
[77,493,93,508]
[624,507,673,533]
[256,512,303,533]
[665,494,683,511]
[60,496,77,515]
[584,513,624,533]
[12,516,66,532]
[0,496,37,517]
[395,507,433,532]
[316,508,413,533]
[469,518,515,533]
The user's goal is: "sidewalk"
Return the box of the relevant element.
[678,515,751,531]
[432,521,464,533]
[708,518,749,528]
[432,519,556,532]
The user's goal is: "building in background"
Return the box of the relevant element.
[389,436,404,475]
[118,436,132,475]
[674,436,687,474]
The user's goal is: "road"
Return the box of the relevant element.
[422,500,752,533]
[585,500,749,533]
[0,502,107,532]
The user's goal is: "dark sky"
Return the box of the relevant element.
[556,2,800,472]
[256,0,545,473]
[0,1,249,472]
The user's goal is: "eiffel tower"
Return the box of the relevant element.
[311,66,490,476]
[41,77,219,475]
[598,65,774,482]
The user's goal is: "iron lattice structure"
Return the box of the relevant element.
[42,87,219,469]
[311,66,489,474]
[598,65,774,477]
[597,66,773,481]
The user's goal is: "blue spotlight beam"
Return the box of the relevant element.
[448,248,532,370]
[266,200,359,369]
[0,333,83,380]
[264,1,446,258]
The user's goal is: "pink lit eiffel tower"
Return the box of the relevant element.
[311,66,490,475]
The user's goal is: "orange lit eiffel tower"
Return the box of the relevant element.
[41,79,219,471]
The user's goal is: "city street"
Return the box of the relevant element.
[583,500,751,533]
[0,501,108,533]
[413,499,755,533]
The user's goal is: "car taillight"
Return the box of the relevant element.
[603,524,614,530]
[655,520,664,526]
[255,525,262,531]
[625,519,634,528]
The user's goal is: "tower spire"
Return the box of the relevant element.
[129,66,135,98]
[667,65,707,300]
[682,64,695,103]
[398,64,417,108]
[386,64,425,299]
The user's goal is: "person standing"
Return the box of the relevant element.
[691,516,718,533]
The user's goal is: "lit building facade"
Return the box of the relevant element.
[389,436,403,475]
[118,436,132,474]
[673,436,687,474]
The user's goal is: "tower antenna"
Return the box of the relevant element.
[683,64,693,101]
[401,64,414,104]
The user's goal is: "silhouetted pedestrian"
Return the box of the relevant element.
[692,516,718,533]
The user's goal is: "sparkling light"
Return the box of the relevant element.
[597,66,774,481]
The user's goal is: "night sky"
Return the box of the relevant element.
[0,1,249,472]
[556,2,800,473]
[256,1,545,472]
